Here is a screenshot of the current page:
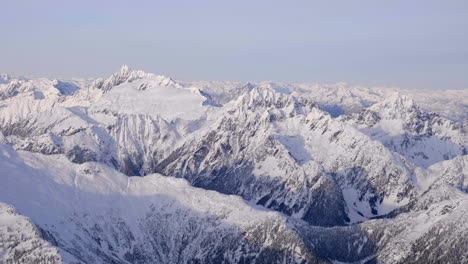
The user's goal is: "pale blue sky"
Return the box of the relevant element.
[1,0,467,89]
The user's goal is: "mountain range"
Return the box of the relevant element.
[0,66,467,263]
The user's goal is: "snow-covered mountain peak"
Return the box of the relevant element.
[93,65,155,92]
[119,64,130,75]
[0,73,29,84]
[305,106,333,122]
[369,93,418,118]
[228,86,316,122]
[257,82,293,94]
[341,91,467,169]
[388,93,416,107]
[352,92,466,139]
[0,73,12,84]
[90,75,219,121]
[235,86,293,110]
[342,93,425,132]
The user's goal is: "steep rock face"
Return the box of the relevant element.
[360,185,468,264]
[429,156,468,192]
[345,156,468,264]
[2,106,182,176]
[291,178,468,264]
[392,196,468,264]
[272,108,418,220]
[0,80,24,100]
[107,114,180,175]
[293,186,468,264]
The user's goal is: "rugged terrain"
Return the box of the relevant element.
[0,66,467,263]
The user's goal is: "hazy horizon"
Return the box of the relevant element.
[1,0,467,90]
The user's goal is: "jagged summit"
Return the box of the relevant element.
[93,65,155,92]
[369,93,418,118]
[386,93,416,107]
[342,91,467,169]
[0,73,11,83]
[119,64,130,74]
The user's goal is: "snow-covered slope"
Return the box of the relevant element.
[0,202,62,264]
[1,140,467,264]
[0,66,467,263]
[0,143,330,263]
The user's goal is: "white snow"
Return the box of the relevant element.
[0,66,467,263]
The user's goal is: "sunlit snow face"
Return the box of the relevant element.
[91,76,218,121]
